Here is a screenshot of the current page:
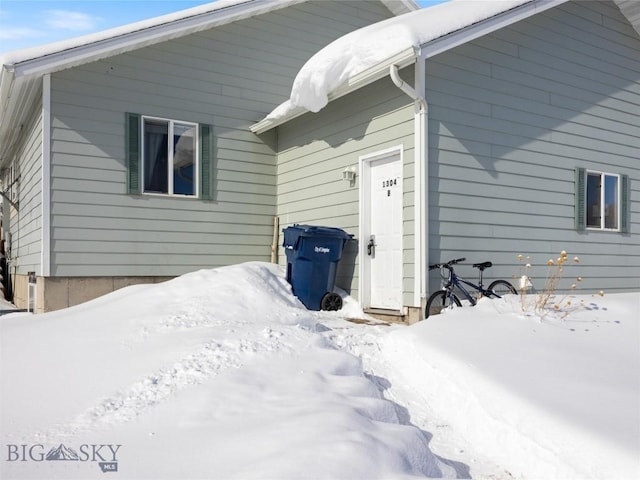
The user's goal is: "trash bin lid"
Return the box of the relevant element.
[288,225,352,239]
[283,224,352,250]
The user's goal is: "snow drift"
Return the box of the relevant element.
[0,263,449,479]
[1,262,638,479]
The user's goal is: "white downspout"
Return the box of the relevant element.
[390,64,426,111]
[390,63,428,315]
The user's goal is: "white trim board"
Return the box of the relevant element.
[41,74,51,277]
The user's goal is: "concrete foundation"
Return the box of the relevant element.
[11,275,174,313]
[404,306,423,325]
[364,306,424,324]
[9,275,426,320]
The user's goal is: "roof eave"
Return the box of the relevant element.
[9,0,306,80]
[0,65,18,165]
[0,0,307,164]
[0,64,15,123]
[419,0,570,60]
[614,0,640,36]
[0,74,42,166]
[250,46,418,134]
[253,0,574,134]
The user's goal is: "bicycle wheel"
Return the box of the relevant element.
[487,280,517,298]
[425,290,461,318]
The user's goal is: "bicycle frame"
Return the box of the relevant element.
[441,267,487,306]
[426,257,516,319]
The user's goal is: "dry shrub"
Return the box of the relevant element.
[515,251,601,319]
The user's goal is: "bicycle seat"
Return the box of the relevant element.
[472,261,492,271]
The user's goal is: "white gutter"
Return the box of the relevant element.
[389,63,428,311]
[251,47,417,134]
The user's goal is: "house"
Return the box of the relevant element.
[251,0,639,322]
[1,0,638,320]
[0,0,418,312]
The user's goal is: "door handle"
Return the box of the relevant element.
[367,235,375,257]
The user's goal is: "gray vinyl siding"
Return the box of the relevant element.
[276,74,415,304]
[11,104,43,275]
[48,0,396,277]
[426,0,640,293]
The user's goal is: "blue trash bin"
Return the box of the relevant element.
[283,225,352,311]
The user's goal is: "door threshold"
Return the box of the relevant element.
[364,308,405,324]
[364,308,403,317]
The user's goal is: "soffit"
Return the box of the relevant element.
[614,0,640,36]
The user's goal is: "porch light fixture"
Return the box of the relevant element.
[342,166,356,186]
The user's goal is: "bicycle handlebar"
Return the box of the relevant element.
[429,257,466,270]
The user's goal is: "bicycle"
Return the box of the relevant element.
[425,257,517,318]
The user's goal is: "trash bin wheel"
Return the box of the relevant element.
[320,292,342,311]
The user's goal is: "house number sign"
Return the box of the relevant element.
[382,177,399,197]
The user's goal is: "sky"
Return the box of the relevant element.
[0,0,447,54]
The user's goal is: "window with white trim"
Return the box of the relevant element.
[125,113,213,200]
[142,117,198,196]
[575,168,630,233]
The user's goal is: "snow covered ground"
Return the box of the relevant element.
[1,262,638,479]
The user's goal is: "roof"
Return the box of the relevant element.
[252,0,640,134]
[0,0,419,164]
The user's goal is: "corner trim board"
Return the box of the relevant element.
[41,73,51,277]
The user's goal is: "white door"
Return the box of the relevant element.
[363,151,403,310]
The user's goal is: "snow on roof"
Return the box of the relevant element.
[0,0,250,67]
[1,0,317,82]
[0,0,417,164]
[0,0,417,71]
[258,0,542,127]
[0,0,296,164]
